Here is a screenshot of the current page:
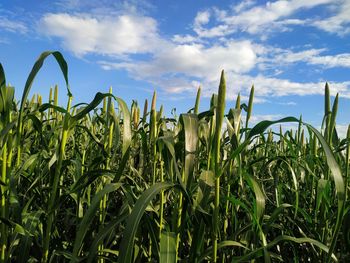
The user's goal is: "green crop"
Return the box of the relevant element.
[0,51,349,262]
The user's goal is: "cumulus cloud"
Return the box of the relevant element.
[39,13,164,56]
[36,2,350,103]
[99,39,257,74]
[194,10,211,27]
[98,39,258,99]
[100,50,350,102]
[193,0,334,37]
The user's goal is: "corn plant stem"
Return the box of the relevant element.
[42,96,72,263]
[175,169,185,262]
[150,91,157,184]
[152,146,157,184]
[224,160,234,237]
[158,157,165,263]
[149,105,157,259]
[54,86,59,120]
[213,176,220,262]
[224,184,230,235]
[49,87,53,120]
[1,55,350,262]
[1,142,7,263]
[223,100,240,241]
[1,112,13,263]
[207,115,215,170]
[59,99,72,196]
[213,71,226,263]
[98,96,114,263]
[345,126,350,203]
[326,126,350,262]
[16,124,22,167]
[324,92,331,183]
[159,158,164,240]
[77,148,86,219]
[151,119,157,185]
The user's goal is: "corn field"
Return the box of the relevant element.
[0,51,349,262]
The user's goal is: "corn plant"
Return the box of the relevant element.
[0,51,349,263]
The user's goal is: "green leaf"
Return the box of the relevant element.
[0,63,5,89]
[160,231,176,263]
[72,92,113,122]
[39,103,68,114]
[307,125,345,207]
[87,214,128,263]
[199,240,248,261]
[248,117,299,140]
[246,174,265,222]
[316,179,330,213]
[157,136,188,196]
[17,51,70,144]
[115,97,132,156]
[118,182,175,263]
[180,113,198,187]
[233,235,337,262]
[69,169,114,193]
[275,158,299,219]
[0,121,15,155]
[0,85,14,115]
[306,124,345,262]
[71,183,122,261]
[0,217,32,236]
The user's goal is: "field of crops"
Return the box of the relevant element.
[0,51,349,262]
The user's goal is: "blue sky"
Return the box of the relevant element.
[0,0,350,135]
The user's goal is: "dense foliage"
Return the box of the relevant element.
[0,51,349,262]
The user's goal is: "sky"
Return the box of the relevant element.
[0,0,350,136]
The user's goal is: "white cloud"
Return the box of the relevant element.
[193,0,334,37]
[56,0,81,9]
[232,0,256,13]
[39,13,164,56]
[278,101,297,106]
[262,47,350,69]
[100,40,257,79]
[101,48,350,102]
[309,53,350,67]
[193,0,350,38]
[336,124,349,138]
[172,34,200,44]
[194,10,210,27]
[249,114,284,124]
[36,5,350,105]
[235,74,350,98]
[0,17,28,34]
[313,0,350,35]
[272,48,326,64]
